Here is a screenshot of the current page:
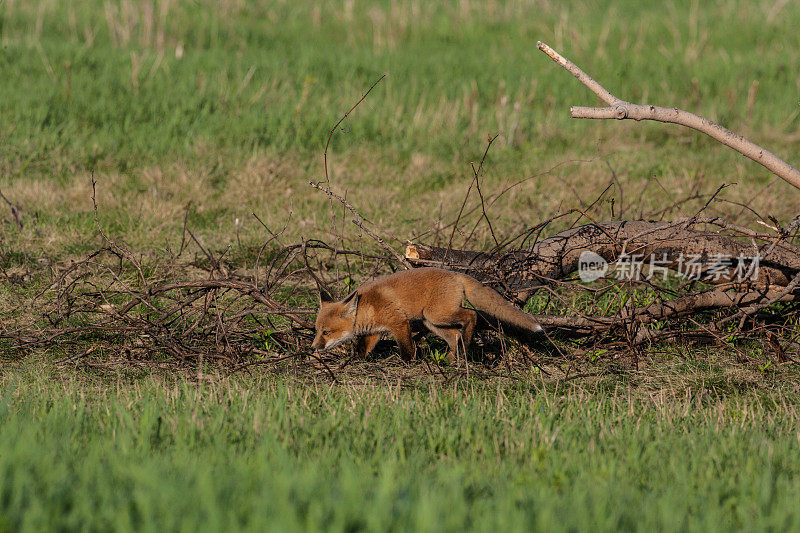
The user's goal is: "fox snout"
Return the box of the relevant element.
[313,298,358,352]
[311,329,354,352]
[311,334,326,352]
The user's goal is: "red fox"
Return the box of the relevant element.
[311,267,542,361]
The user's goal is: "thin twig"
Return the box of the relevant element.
[0,189,23,228]
[309,181,411,269]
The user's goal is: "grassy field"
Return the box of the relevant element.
[1,0,799,256]
[2,0,800,530]
[2,360,800,532]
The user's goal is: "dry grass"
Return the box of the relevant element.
[4,139,796,261]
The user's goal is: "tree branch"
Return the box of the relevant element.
[537,41,800,191]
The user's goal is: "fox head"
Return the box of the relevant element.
[311,290,360,352]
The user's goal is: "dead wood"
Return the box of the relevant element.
[532,287,798,335]
[537,41,800,191]
[405,219,800,298]
[405,217,800,348]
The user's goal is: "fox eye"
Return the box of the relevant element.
[322,330,331,336]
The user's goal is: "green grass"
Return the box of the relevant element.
[4,0,798,161]
[1,361,799,532]
[1,0,799,256]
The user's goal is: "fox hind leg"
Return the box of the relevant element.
[458,307,477,349]
[424,307,477,362]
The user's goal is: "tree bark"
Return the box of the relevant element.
[405,220,800,299]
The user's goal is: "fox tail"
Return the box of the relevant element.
[460,276,543,333]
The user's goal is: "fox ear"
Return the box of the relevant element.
[341,292,359,317]
[318,286,334,304]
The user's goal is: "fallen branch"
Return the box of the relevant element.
[526,287,798,335]
[717,270,800,327]
[406,219,800,297]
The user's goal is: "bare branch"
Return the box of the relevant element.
[537,41,800,191]
[0,189,23,229]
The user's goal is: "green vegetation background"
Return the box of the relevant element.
[1,1,799,531]
[1,0,798,255]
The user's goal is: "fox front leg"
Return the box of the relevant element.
[392,322,416,362]
[355,334,381,358]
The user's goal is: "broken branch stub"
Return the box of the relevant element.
[537,41,800,191]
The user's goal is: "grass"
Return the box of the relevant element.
[1,0,799,257]
[1,358,799,532]
[2,0,800,530]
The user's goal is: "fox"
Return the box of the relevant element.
[311,267,542,361]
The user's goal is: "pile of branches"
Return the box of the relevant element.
[2,191,799,377]
[2,42,800,379]
[1,193,799,379]
[406,215,800,362]
[2,240,310,368]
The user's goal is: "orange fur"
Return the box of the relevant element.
[311,268,542,361]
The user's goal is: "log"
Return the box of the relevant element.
[405,220,800,300]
